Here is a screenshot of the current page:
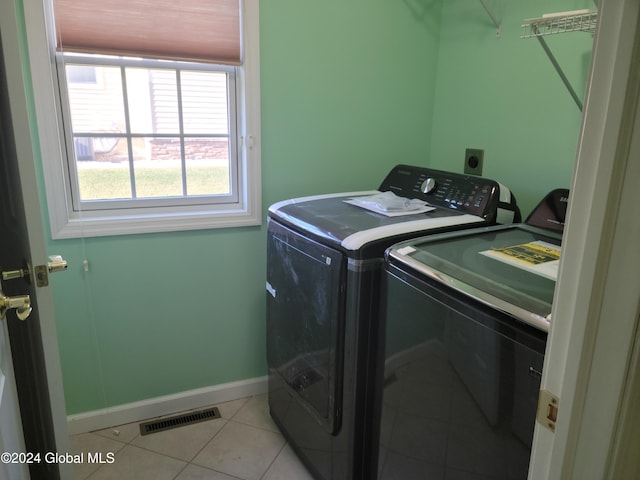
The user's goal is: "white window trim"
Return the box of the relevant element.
[24,0,261,239]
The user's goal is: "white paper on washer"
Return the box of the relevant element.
[344,191,435,217]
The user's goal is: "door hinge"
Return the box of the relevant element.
[537,389,560,432]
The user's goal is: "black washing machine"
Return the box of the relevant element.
[375,189,568,480]
[266,165,521,480]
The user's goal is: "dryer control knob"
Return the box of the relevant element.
[421,178,438,194]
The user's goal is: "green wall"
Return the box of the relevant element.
[36,0,442,414]
[430,0,593,216]
[23,0,592,415]
[261,0,442,201]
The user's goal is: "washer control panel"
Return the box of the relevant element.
[378,164,501,219]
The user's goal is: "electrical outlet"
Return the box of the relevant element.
[464,148,484,175]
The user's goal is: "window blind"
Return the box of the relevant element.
[53,0,240,65]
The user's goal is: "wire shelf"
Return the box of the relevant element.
[521,11,598,38]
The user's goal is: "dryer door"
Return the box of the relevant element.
[266,219,345,434]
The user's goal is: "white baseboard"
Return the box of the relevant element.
[66,376,268,435]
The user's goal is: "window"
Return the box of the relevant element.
[62,57,237,206]
[25,0,261,238]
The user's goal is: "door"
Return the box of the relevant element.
[0,20,65,480]
[0,306,28,480]
[528,1,640,478]
[0,31,29,480]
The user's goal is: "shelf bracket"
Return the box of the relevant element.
[479,0,501,38]
[533,25,584,111]
[521,12,596,112]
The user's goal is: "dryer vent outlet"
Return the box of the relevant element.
[464,148,484,176]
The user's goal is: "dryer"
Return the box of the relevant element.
[376,189,568,480]
[266,165,520,480]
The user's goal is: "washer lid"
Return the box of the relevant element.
[387,224,563,332]
[269,191,484,251]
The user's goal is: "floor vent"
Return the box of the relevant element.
[139,407,221,436]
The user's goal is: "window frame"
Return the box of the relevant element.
[58,55,240,210]
[24,0,261,239]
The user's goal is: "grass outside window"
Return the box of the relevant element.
[77,162,231,200]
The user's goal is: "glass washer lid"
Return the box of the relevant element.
[389,225,562,329]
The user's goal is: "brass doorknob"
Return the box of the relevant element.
[0,291,32,321]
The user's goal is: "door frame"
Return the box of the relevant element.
[529,0,640,478]
[0,0,69,477]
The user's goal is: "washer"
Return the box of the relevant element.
[376,189,568,480]
[265,164,520,480]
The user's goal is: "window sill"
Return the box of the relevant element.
[53,205,261,239]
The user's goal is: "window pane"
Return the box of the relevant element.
[181,71,228,135]
[135,137,183,198]
[128,68,180,134]
[66,64,126,134]
[75,136,133,200]
[63,57,237,206]
[67,65,97,84]
[125,68,152,134]
[185,137,230,195]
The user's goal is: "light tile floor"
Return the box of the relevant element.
[69,394,315,480]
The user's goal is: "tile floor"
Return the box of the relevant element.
[69,394,315,480]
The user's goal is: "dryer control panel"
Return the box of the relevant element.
[379,164,505,220]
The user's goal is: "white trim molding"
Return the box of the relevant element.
[66,376,267,435]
